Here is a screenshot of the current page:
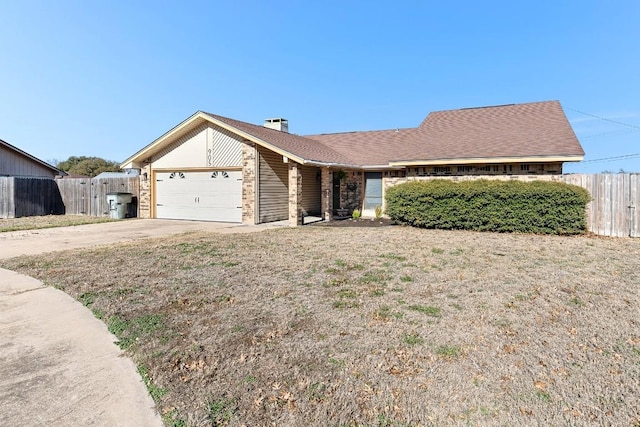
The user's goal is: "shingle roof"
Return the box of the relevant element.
[307,101,584,166]
[122,100,583,169]
[203,113,355,166]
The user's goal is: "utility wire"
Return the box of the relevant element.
[567,107,640,131]
[580,153,640,164]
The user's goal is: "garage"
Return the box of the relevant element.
[155,170,242,222]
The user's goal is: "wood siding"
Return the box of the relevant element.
[0,145,58,178]
[301,165,321,215]
[258,147,288,223]
[152,124,242,169]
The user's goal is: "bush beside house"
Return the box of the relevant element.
[385,180,591,235]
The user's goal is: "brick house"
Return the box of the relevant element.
[120,100,584,226]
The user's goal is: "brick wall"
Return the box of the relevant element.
[288,162,302,226]
[139,164,151,219]
[241,142,256,224]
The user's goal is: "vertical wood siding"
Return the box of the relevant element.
[151,124,242,169]
[301,165,321,215]
[0,145,57,177]
[258,148,289,223]
[208,126,243,168]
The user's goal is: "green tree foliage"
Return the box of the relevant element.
[56,156,121,177]
[385,179,592,235]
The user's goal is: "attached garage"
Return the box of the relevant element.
[155,170,242,222]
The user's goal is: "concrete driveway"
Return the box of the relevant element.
[0,218,285,426]
[0,218,283,260]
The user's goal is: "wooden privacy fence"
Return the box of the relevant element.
[56,176,139,216]
[562,174,639,238]
[0,177,65,218]
[0,176,139,218]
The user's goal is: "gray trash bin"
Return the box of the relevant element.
[106,192,133,219]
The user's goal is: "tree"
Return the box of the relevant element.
[56,156,121,177]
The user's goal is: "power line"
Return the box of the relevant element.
[567,107,640,131]
[580,153,640,164]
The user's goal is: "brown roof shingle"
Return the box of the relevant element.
[307,100,583,166]
[204,113,355,166]
[124,100,583,169]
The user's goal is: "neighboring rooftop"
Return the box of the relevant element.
[0,138,66,176]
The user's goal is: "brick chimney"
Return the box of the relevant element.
[263,118,289,133]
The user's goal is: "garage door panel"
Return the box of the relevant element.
[155,171,242,222]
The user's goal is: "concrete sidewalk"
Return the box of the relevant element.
[0,268,163,426]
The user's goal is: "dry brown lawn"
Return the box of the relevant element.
[0,215,115,232]
[2,226,640,427]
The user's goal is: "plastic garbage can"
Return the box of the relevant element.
[106,192,133,219]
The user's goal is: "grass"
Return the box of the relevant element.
[2,227,640,426]
[0,215,117,232]
[407,304,441,317]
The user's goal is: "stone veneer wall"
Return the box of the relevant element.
[340,170,364,213]
[241,142,256,224]
[138,164,151,219]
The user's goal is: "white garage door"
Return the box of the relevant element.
[155,170,242,222]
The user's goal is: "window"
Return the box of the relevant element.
[457,166,473,173]
[434,166,451,173]
[363,172,383,210]
[520,164,530,171]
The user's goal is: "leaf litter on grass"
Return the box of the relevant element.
[2,228,640,426]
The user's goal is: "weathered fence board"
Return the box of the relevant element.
[1,176,139,218]
[57,177,139,216]
[56,177,91,215]
[0,177,16,218]
[90,177,139,217]
[13,177,65,217]
[562,173,639,237]
[0,177,64,218]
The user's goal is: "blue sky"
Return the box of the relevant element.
[1,1,639,173]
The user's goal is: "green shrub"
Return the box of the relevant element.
[385,179,591,235]
[352,209,361,219]
[374,205,383,219]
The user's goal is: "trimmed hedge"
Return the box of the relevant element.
[385,179,591,235]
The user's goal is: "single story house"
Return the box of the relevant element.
[121,100,584,226]
[0,138,65,178]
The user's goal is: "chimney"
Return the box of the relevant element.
[263,118,289,133]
